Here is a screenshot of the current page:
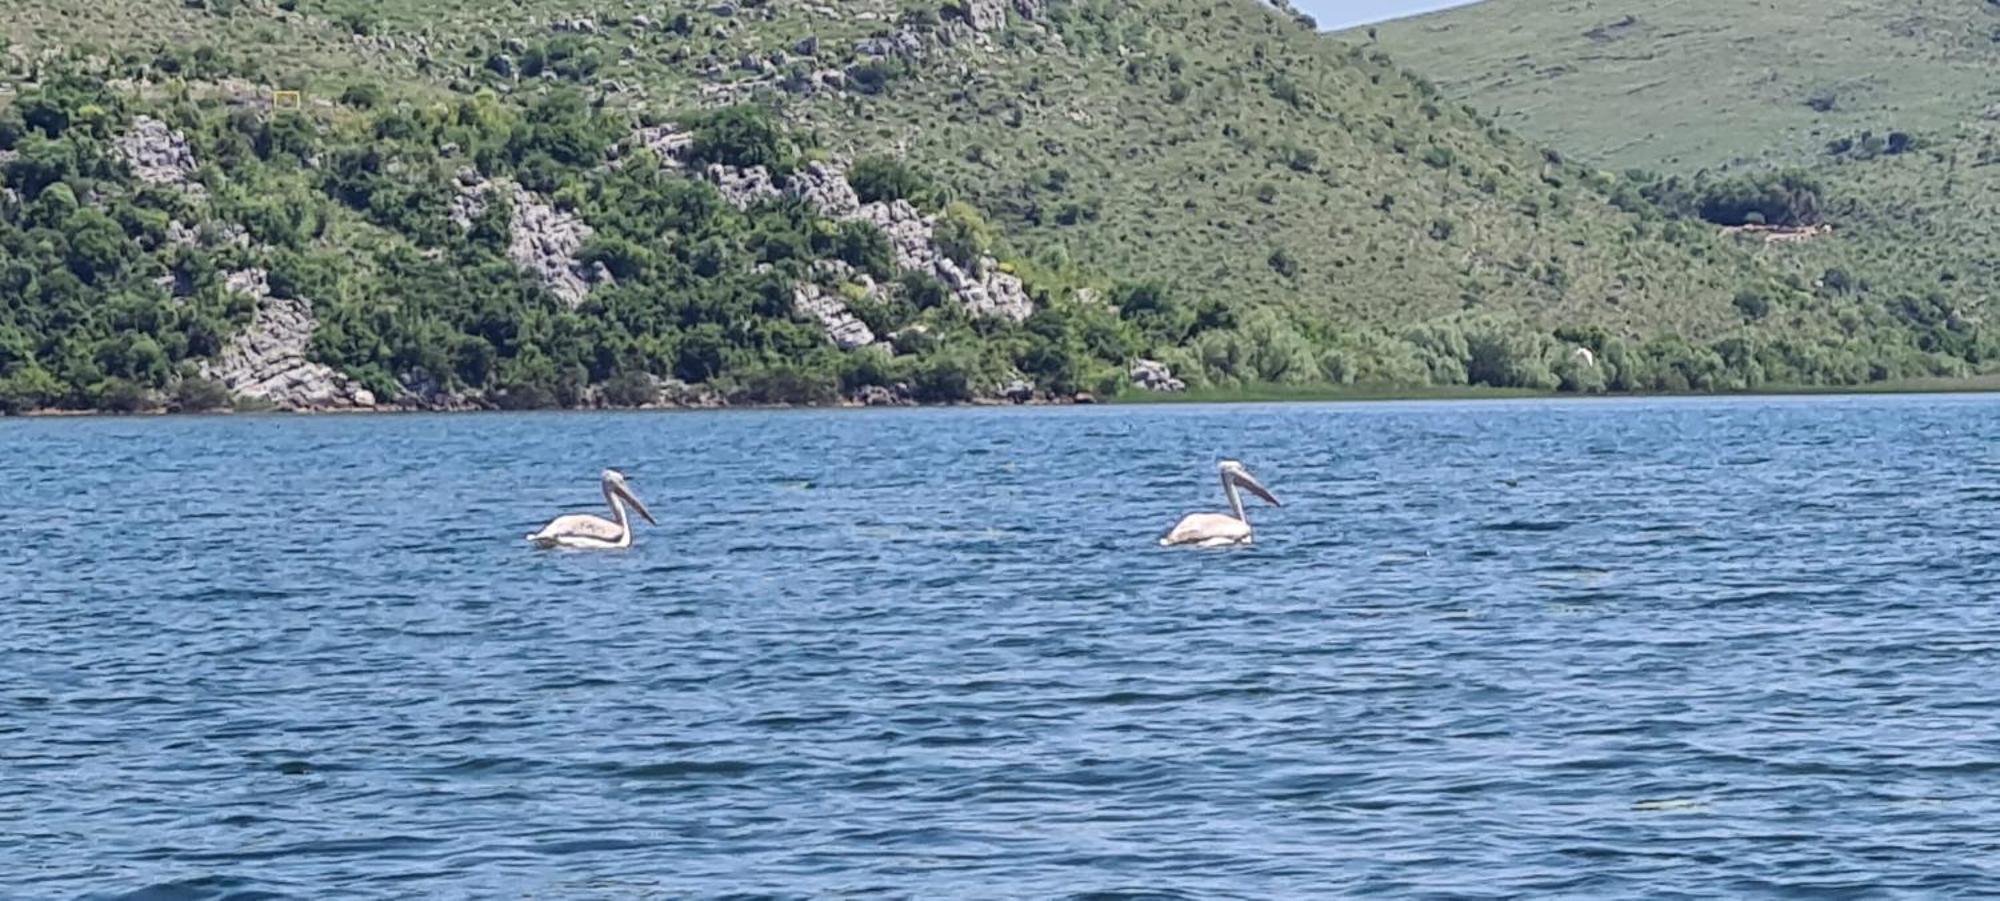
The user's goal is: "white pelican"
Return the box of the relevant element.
[1159,460,1281,548]
[526,469,658,550]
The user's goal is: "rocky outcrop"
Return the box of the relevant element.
[1130,358,1187,392]
[447,166,489,230]
[852,383,915,406]
[855,28,929,62]
[446,170,606,305]
[964,0,1009,31]
[846,199,1034,322]
[394,368,484,411]
[116,116,199,191]
[705,163,781,209]
[792,281,875,350]
[630,135,1036,342]
[506,184,609,307]
[936,255,1033,322]
[784,161,860,218]
[201,270,375,410]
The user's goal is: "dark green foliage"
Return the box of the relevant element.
[848,155,934,205]
[170,377,232,412]
[1640,170,1824,227]
[601,371,658,407]
[682,105,793,173]
[728,363,840,405]
[1,23,1992,416]
[830,221,895,280]
[932,203,991,268]
[339,82,384,109]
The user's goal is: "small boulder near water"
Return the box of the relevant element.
[1129,358,1186,392]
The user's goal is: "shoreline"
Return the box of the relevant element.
[14,375,2000,418]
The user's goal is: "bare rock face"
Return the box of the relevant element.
[844,199,1034,323]
[1130,358,1187,392]
[792,282,876,350]
[450,167,609,307]
[166,219,202,247]
[852,383,914,406]
[784,161,860,218]
[447,166,489,230]
[201,270,375,411]
[855,28,928,61]
[394,368,483,411]
[850,199,938,270]
[706,163,782,209]
[116,116,199,191]
[965,0,1009,31]
[506,184,607,307]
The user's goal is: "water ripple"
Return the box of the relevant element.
[5,396,2000,895]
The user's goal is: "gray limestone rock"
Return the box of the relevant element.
[852,383,913,406]
[705,163,782,209]
[965,0,1008,31]
[447,166,489,230]
[784,160,860,218]
[793,282,876,350]
[1129,358,1187,392]
[506,184,602,307]
[116,115,197,188]
[201,279,374,411]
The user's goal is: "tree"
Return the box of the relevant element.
[847,155,933,205]
[684,105,791,172]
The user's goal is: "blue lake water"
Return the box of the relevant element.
[5,395,2000,898]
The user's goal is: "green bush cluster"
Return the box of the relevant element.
[0,70,1168,410]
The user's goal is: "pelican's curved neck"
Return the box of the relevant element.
[604,483,630,532]
[1222,473,1247,523]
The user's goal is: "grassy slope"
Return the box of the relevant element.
[1356,0,2000,351]
[20,0,1991,410]
[831,0,1755,337]
[1357,0,2000,171]
[5,0,1763,340]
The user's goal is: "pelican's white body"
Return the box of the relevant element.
[527,470,657,550]
[1160,461,1280,548]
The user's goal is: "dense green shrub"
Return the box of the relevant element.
[683,105,793,173]
[848,155,934,205]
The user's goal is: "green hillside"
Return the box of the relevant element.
[1354,0,2000,384]
[1361,0,2000,171]
[0,0,1986,412]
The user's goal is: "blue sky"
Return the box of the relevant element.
[1296,0,1480,31]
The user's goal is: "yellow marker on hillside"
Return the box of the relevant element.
[272,90,302,111]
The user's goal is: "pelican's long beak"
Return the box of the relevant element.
[616,483,659,526]
[1233,470,1281,507]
